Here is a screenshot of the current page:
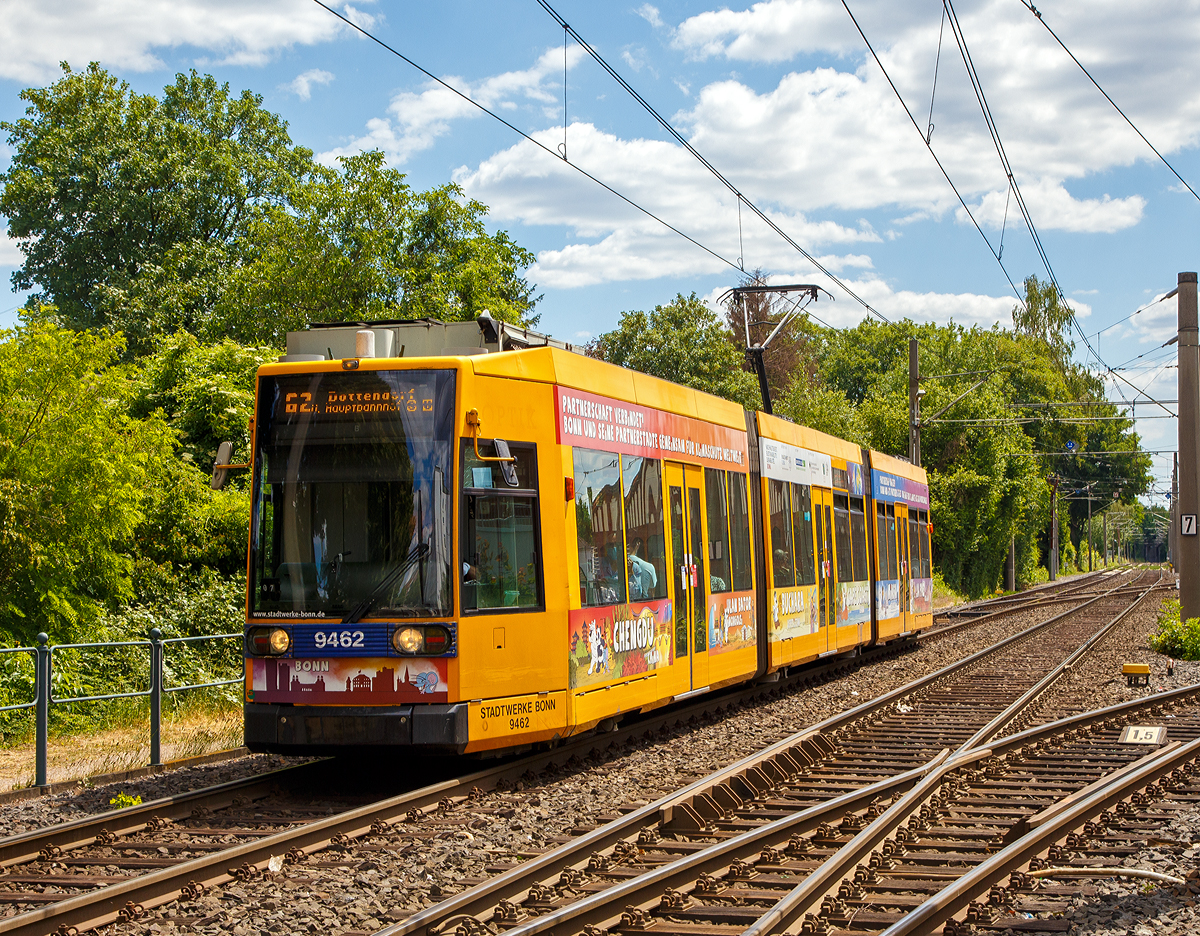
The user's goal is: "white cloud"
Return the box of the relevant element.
[636,5,666,30]
[0,0,373,83]
[457,122,881,289]
[319,45,585,166]
[283,68,335,101]
[674,0,860,61]
[963,181,1145,234]
[0,230,25,268]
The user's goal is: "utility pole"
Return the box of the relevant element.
[1103,508,1108,567]
[1172,452,1179,572]
[1179,271,1199,619]
[1087,485,1093,573]
[1006,536,1016,592]
[909,338,921,466]
[1049,474,1060,581]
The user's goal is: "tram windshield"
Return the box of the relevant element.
[250,369,456,618]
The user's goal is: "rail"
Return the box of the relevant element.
[2,629,242,788]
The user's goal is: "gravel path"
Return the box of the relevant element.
[61,606,1070,936]
[0,754,306,839]
[1024,587,1197,727]
[1024,804,1200,936]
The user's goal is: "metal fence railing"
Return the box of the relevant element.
[3,629,242,787]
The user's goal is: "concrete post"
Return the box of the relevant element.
[1049,476,1060,581]
[909,339,921,466]
[1005,535,1016,591]
[35,633,49,788]
[1172,452,1179,572]
[1179,272,1199,620]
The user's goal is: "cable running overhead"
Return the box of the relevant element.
[307,0,742,276]
[1016,0,1200,206]
[535,0,891,324]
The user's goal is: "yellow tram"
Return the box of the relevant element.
[239,316,932,754]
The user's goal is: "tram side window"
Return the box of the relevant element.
[462,442,542,610]
[705,468,732,592]
[833,494,853,583]
[768,479,795,587]
[792,483,816,586]
[909,515,920,579]
[877,503,897,581]
[886,505,899,579]
[849,496,868,581]
[728,473,753,592]
[919,509,932,578]
[623,455,668,601]
[573,449,627,606]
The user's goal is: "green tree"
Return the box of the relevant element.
[0,323,174,641]
[216,151,539,345]
[592,293,760,408]
[0,64,311,344]
[129,331,277,469]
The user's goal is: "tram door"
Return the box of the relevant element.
[813,487,835,634]
[895,503,912,630]
[666,463,710,691]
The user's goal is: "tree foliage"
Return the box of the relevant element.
[1,65,540,353]
[0,64,310,344]
[591,293,761,409]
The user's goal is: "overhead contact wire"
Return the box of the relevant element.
[536,0,891,324]
[940,0,1174,419]
[837,0,1024,303]
[308,0,742,275]
[1016,0,1200,206]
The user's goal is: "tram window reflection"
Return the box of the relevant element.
[849,495,869,581]
[622,455,668,601]
[833,494,852,583]
[793,483,816,587]
[728,473,753,592]
[574,449,627,606]
[768,479,795,587]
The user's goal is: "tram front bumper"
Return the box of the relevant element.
[244,702,469,753]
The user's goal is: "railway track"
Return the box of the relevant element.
[0,569,1155,934]
[929,567,1146,630]
[371,569,1164,936]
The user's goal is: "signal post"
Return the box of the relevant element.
[1180,272,1199,620]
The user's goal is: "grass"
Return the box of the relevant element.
[0,695,243,791]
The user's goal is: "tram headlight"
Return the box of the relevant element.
[393,626,424,654]
[268,628,291,654]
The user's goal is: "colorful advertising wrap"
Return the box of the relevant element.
[707,591,757,654]
[770,585,820,641]
[759,439,834,487]
[836,580,872,627]
[556,387,747,470]
[871,470,930,509]
[247,656,448,704]
[876,579,900,620]
[911,577,934,616]
[569,599,674,689]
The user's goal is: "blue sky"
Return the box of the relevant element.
[1,0,1197,502]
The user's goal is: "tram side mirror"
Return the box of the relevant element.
[493,439,520,487]
[211,441,235,491]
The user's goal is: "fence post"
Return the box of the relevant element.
[35,633,49,788]
[149,628,163,767]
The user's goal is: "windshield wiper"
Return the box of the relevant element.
[342,543,430,624]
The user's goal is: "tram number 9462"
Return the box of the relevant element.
[510,716,531,730]
[314,630,365,649]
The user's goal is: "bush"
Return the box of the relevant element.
[1148,599,1200,660]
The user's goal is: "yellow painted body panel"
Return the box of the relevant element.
[246,346,931,754]
[466,691,567,753]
